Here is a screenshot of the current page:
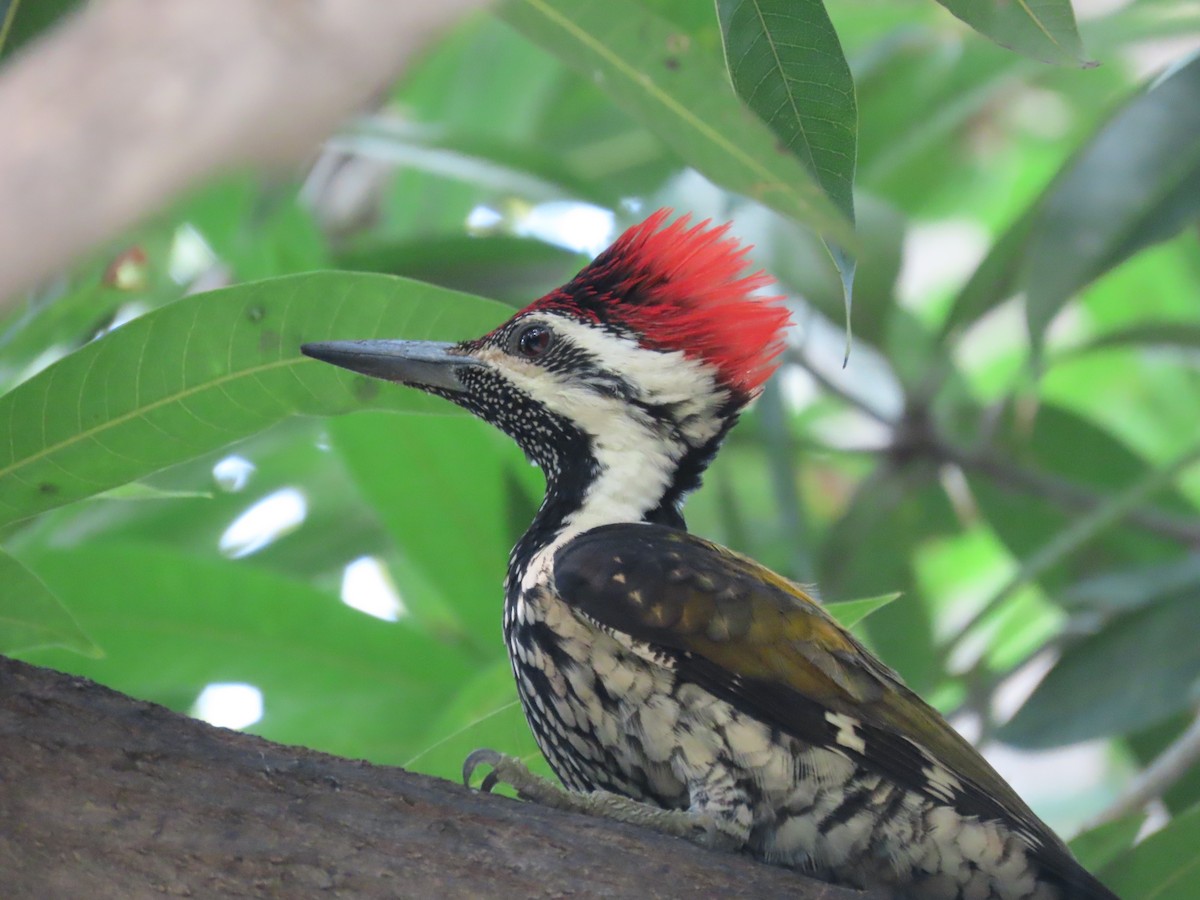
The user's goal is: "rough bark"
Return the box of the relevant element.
[0,656,869,899]
[0,0,486,307]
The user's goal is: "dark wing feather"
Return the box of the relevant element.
[553,522,1117,900]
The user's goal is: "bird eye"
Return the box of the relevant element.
[513,323,553,359]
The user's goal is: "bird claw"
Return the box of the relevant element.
[463,748,560,806]
[481,768,503,794]
[462,747,504,790]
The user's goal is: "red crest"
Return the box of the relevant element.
[518,209,791,395]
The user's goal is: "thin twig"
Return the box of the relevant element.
[944,446,1200,546]
[946,444,1200,650]
[785,348,893,425]
[794,346,1200,546]
[1088,713,1200,828]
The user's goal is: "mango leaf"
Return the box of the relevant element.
[1101,802,1200,900]
[855,27,1038,207]
[714,0,857,331]
[330,412,539,641]
[826,592,901,629]
[334,235,588,306]
[0,545,99,656]
[819,465,958,693]
[940,208,1034,339]
[1060,554,1200,615]
[934,0,1088,66]
[942,55,1200,342]
[0,0,83,61]
[959,434,1200,664]
[498,0,853,244]
[1023,52,1200,352]
[15,418,402,608]
[175,176,329,281]
[0,272,508,527]
[14,541,479,766]
[1068,813,1146,874]
[403,655,550,785]
[1070,322,1200,356]
[999,593,1200,748]
[715,0,856,223]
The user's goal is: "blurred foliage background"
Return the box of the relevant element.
[4,0,1200,895]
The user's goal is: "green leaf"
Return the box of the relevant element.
[820,465,958,692]
[1071,322,1200,356]
[14,541,478,764]
[378,15,677,232]
[934,0,1088,66]
[854,27,1037,207]
[1023,53,1200,351]
[1069,813,1146,874]
[0,545,99,656]
[715,0,856,222]
[760,194,903,348]
[941,55,1200,342]
[0,0,83,62]
[330,412,538,641]
[1060,554,1200,615]
[498,0,853,243]
[176,176,329,280]
[826,592,901,629]
[19,417,396,592]
[0,272,508,526]
[999,592,1200,747]
[334,235,588,306]
[335,123,594,206]
[1101,802,1200,900]
[403,655,547,783]
[940,208,1034,338]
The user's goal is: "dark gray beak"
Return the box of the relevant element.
[300,340,483,393]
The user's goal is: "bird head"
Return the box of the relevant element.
[303,210,790,524]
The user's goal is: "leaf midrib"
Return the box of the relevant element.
[0,356,302,491]
[518,0,828,220]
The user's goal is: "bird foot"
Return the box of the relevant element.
[462,748,568,806]
[462,748,742,852]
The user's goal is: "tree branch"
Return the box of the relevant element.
[0,0,486,307]
[0,656,865,899]
[789,347,1200,547]
[943,445,1200,547]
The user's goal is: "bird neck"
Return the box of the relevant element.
[506,411,738,595]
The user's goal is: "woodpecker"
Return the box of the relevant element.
[302,211,1117,899]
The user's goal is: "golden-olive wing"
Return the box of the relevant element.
[552,522,1105,893]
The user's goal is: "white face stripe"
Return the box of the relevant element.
[474,314,732,470]
[478,315,733,590]
[548,316,729,442]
